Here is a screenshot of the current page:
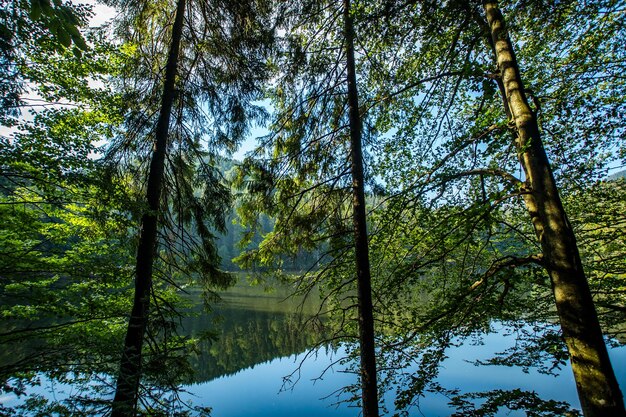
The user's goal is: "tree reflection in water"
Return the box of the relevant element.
[2,278,625,416]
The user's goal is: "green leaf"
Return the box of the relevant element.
[39,0,54,17]
[56,27,71,48]
[30,1,43,21]
[66,24,88,50]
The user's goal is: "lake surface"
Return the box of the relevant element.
[177,279,626,416]
[1,277,625,416]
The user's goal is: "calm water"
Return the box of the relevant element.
[177,280,626,416]
[2,278,625,415]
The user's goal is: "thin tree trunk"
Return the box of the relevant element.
[343,1,380,416]
[111,0,186,415]
[483,2,625,416]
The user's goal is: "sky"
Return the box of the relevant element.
[85,1,117,27]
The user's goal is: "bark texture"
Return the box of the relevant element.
[343,1,380,416]
[483,2,625,416]
[111,0,186,415]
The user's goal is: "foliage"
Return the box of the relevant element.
[102,0,277,297]
[566,178,626,337]
[446,388,581,417]
[233,0,366,316]
[0,0,625,415]
[0,0,91,124]
[0,26,132,381]
[236,0,626,415]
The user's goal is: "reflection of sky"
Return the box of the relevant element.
[2,323,624,415]
[184,346,357,417]
[183,324,626,417]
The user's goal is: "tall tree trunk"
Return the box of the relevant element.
[483,2,625,416]
[111,0,186,415]
[343,1,380,416]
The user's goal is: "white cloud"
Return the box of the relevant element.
[80,1,117,28]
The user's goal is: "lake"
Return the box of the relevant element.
[1,277,625,416]
[176,279,626,416]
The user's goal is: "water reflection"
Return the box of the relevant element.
[1,277,625,416]
[180,316,626,417]
[183,347,357,417]
[177,281,626,416]
[181,280,326,384]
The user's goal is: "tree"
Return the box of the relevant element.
[235,1,381,414]
[106,0,273,414]
[348,0,625,414]
[481,1,624,414]
[111,0,187,414]
[343,0,379,414]
[0,0,90,124]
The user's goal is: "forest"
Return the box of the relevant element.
[0,0,625,416]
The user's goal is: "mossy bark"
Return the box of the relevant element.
[483,2,625,416]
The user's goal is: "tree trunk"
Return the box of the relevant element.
[111,0,186,415]
[343,1,380,416]
[483,2,625,416]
